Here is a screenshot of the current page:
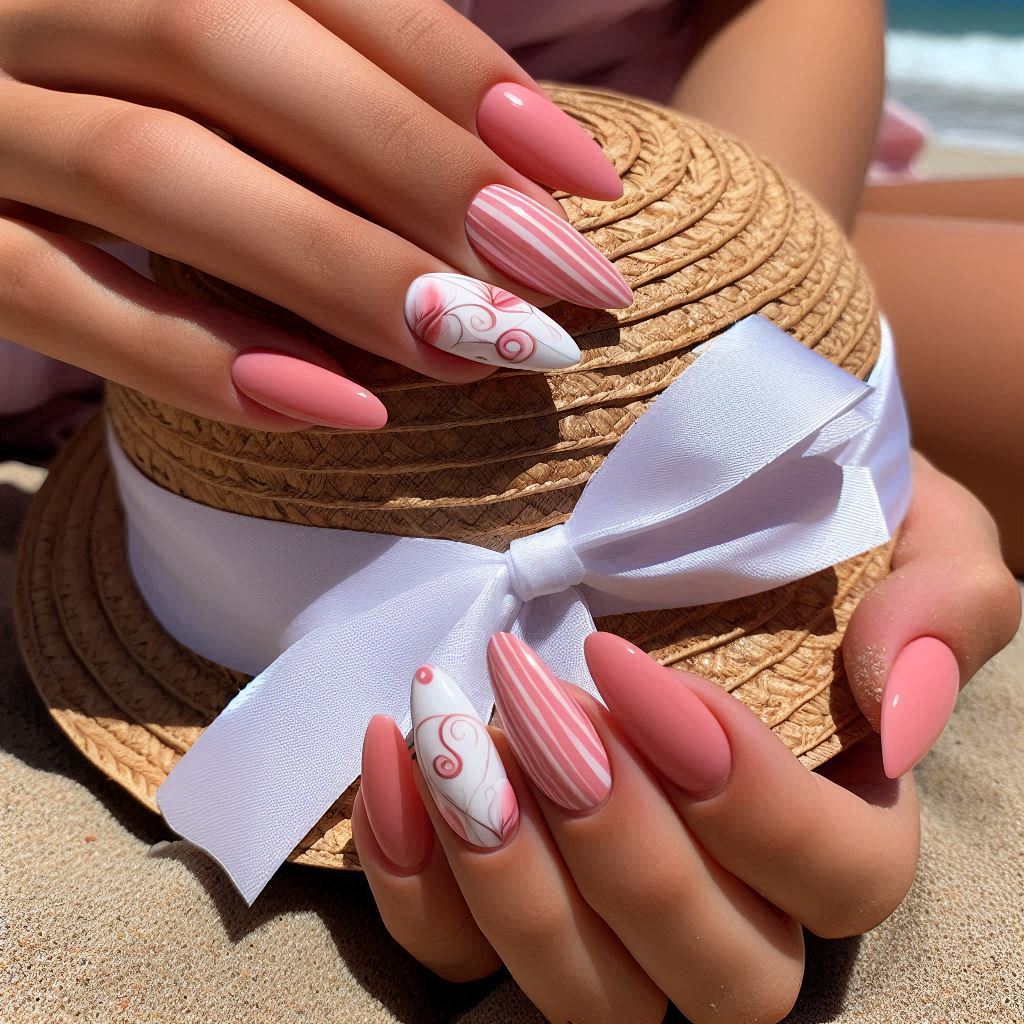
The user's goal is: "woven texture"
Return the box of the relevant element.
[16,86,889,871]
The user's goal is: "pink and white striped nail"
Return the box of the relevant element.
[412,663,519,849]
[466,184,633,310]
[487,633,611,813]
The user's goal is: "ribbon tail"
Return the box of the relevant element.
[516,589,599,701]
[157,622,407,905]
[157,566,503,905]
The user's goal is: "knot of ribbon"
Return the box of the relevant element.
[108,315,912,904]
[506,526,586,602]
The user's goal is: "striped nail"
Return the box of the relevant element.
[488,633,611,813]
[466,184,633,310]
[404,273,580,370]
[412,663,519,849]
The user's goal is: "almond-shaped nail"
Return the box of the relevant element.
[488,633,611,813]
[466,184,633,310]
[411,663,519,849]
[404,273,580,370]
[477,83,623,201]
[360,715,434,872]
[231,350,388,429]
[584,632,731,795]
[880,637,960,779]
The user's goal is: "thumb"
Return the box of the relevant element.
[843,453,1020,778]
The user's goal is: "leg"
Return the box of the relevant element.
[861,178,1024,223]
[853,211,1024,572]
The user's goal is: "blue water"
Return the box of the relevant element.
[886,0,1024,151]
[889,0,1024,36]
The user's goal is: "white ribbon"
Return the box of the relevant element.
[110,315,911,903]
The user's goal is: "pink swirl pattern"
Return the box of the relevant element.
[411,663,519,848]
[404,273,580,371]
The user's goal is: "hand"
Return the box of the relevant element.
[842,452,1020,777]
[353,633,923,1024]
[0,0,627,430]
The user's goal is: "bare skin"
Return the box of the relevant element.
[673,0,1024,571]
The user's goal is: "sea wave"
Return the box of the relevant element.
[887,30,1024,96]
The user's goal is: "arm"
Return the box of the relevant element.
[672,0,885,231]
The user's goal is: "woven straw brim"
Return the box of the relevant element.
[16,87,889,871]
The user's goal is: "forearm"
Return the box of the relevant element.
[671,0,884,231]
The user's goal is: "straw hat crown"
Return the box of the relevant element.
[18,86,889,870]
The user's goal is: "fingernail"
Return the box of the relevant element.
[231,350,388,429]
[404,273,580,370]
[466,184,633,310]
[584,632,731,795]
[360,715,434,872]
[411,663,519,849]
[477,83,623,201]
[880,637,960,779]
[488,633,611,813]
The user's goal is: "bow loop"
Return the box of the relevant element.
[506,524,586,602]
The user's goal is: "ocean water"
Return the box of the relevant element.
[886,0,1024,152]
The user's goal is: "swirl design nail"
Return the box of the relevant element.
[412,663,519,848]
[405,273,580,371]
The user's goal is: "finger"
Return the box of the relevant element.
[844,452,1021,775]
[487,634,805,1024]
[586,632,921,941]
[411,663,666,1024]
[294,0,624,199]
[9,1,629,308]
[0,216,385,431]
[0,82,583,377]
[352,717,499,982]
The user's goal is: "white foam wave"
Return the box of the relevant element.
[887,30,1024,96]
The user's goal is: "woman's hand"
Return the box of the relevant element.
[353,633,922,1024]
[0,0,627,430]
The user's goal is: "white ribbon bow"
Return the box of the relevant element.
[110,315,911,903]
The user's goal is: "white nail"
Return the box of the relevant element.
[404,273,581,371]
[411,663,519,848]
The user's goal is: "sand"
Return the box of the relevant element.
[1,456,1022,1023]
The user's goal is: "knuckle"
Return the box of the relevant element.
[476,897,565,954]
[144,0,269,62]
[391,3,449,58]
[585,859,693,923]
[77,106,193,205]
[0,222,58,316]
[969,563,1022,649]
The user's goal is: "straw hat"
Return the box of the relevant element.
[15,86,889,872]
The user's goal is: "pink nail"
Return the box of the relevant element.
[477,83,623,201]
[360,716,434,872]
[880,637,960,779]
[584,632,731,795]
[488,633,611,813]
[231,350,388,430]
[466,185,633,310]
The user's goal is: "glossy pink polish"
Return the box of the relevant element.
[585,632,732,795]
[477,83,624,201]
[360,715,434,872]
[231,350,388,430]
[488,633,611,813]
[880,637,960,779]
